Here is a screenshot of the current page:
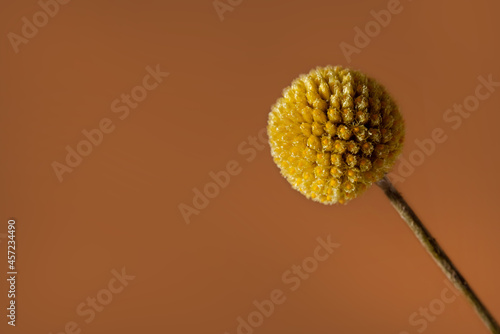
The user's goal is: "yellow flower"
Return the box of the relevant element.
[267,66,404,204]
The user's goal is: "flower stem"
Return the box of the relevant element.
[376,175,500,334]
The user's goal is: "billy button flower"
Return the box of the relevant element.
[268,65,404,204]
[267,65,500,334]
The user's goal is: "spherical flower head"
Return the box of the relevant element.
[267,66,405,204]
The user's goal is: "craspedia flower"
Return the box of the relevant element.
[266,66,500,334]
[267,65,405,204]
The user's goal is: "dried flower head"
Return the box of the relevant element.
[268,66,405,204]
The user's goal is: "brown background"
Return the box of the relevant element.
[1,0,499,333]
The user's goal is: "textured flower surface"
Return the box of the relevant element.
[268,66,405,204]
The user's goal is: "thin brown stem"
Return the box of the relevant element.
[376,175,500,334]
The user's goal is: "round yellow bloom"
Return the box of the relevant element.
[267,66,405,204]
